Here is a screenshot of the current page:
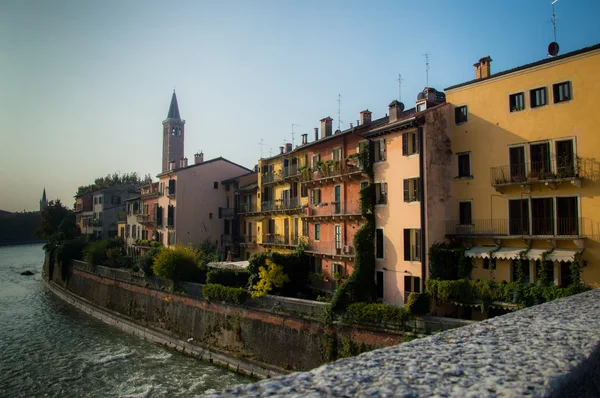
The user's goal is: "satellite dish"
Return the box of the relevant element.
[398,102,405,112]
[548,42,560,57]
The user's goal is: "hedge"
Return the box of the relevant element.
[343,302,408,325]
[206,268,250,288]
[203,283,248,305]
[405,292,430,316]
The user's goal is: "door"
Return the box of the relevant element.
[509,199,529,235]
[530,142,551,178]
[334,185,341,214]
[334,225,342,251]
[509,146,526,181]
[556,196,578,235]
[284,218,289,244]
[376,271,384,300]
[556,140,575,178]
[531,198,554,235]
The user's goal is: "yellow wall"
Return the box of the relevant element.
[446,48,600,286]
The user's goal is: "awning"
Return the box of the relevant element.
[464,247,496,259]
[207,261,250,270]
[525,249,546,261]
[525,248,582,262]
[492,247,527,260]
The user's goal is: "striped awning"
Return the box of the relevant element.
[464,247,496,259]
[526,248,582,262]
[492,247,527,260]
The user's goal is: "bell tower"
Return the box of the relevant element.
[162,91,185,173]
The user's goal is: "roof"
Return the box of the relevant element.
[237,182,258,192]
[156,156,252,178]
[124,195,141,202]
[445,43,600,91]
[221,171,257,184]
[166,91,181,119]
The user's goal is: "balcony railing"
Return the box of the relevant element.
[136,214,155,224]
[490,156,592,187]
[301,159,365,184]
[283,164,300,178]
[239,235,257,245]
[261,198,301,213]
[239,202,258,214]
[446,217,592,238]
[261,172,283,184]
[221,208,236,218]
[306,241,354,256]
[306,200,362,217]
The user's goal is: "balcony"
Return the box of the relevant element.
[301,159,366,186]
[261,172,283,185]
[136,214,155,224]
[283,164,301,179]
[260,198,302,214]
[304,200,363,220]
[239,235,257,247]
[221,234,235,246]
[261,233,297,248]
[221,208,236,219]
[489,156,592,192]
[446,217,596,243]
[238,202,258,215]
[305,241,354,258]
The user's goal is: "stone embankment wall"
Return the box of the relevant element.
[45,257,446,373]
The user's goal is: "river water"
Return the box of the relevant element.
[0,244,251,397]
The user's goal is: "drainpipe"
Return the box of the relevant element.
[418,125,427,292]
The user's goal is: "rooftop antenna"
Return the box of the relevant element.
[337,94,343,130]
[424,54,430,87]
[291,124,301,146]
[548,0,560,56]
[258,138,265,159]
[397,74,403,101]
[269,148,273,157]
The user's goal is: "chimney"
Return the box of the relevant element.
[360,110,372,125]
[285,143,293,153]
[314,127,319,141]
[194,151,204,164]
[320,117,333,138]
[183,157,188,167]
[301,134,308,145]
[279,146,284,154]
[474,56,492,79]
[253,164,259,172]
[169,160,175,171]
[349,122,353,128]
[388,100,405,123]
[356,119,360,126]
[180,158,186,168]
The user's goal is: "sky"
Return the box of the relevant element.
[1,0,599,212]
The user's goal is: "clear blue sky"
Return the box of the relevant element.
[1,0,598,211]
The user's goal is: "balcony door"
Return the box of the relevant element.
[509,146,526,181]
[284,218,289,244]
[509,199,529,235]
[334,185,341,214]
[530,142,551,178]
[334,225,342,251]
[557,197,578,235]
[531,198,554,235]
[556,140,575,178]
[293,218,299,243]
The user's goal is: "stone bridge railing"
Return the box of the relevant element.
[208,289,600,397]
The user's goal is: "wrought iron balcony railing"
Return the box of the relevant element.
[489,156,592,187]
[446,217,592,238]
[305,240,354,256]
[306,200,362,217]
[239,202,258,214]
[260,198,301,213]
[136,214,155,224]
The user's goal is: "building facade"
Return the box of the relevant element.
[90,185,139,239]
[443,45,600,295]
[74,192,93,236]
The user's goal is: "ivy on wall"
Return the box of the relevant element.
[428,242,473,280]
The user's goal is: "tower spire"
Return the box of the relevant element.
[167,90,181,120]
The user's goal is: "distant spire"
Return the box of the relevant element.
[167,90,181,119]
[41,188,47,202]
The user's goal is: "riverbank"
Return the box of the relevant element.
[0,240,47,247]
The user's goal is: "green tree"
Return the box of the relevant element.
[251,259,289,298]
[37,200,78,245]
[75,172,152,196]
[152,245,204,282]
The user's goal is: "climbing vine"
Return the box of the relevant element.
[570,253,587,289]
[536,248,555,286]
[428,242,472,280]
[331,144,376,312]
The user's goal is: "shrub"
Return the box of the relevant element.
[252,259,289,298]
[135,246,162,276]
[203,283,247,305]
[83,238,124,266]
[152,245,204,282]
[405,292,430,316]
[344,302,408,325]
[206,268,250,288]
[248,251,308,297]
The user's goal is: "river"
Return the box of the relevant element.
[0,244,251,397]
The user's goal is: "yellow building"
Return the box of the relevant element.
[445,44,600,288]
[257,143,309,254]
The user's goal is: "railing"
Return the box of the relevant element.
[306,240,353,256]
[239,235,257,245]
[301,159,365,183]
[261,198,301,212]
[221,234,234,246]
[239,202,258,214]
[221,208,236,218]
[307,200,362,217]
[136,214,154,224]
[261,172,283,184]
[283,164,300,178]
[490,156,593,186]
[262,234,287,245]
[446,217,592,237]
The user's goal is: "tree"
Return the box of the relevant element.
[75,172,152,196]
[37,200,78,244]
[152,245,204,282]
[251,259,289,298]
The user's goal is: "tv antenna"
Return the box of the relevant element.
[551,0,559,43]
[424,54,430,87]
[548,0,560,56]
[337,94,344,131]
[257,138,265,159]
[291,124,301,146]
[397,74,403,101]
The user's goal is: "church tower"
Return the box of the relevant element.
[39,188,47,212]
[162,91,186,173]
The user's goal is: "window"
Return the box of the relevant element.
[168,180,176,195]
[560,262,573,286]
[332,147,342,161]
[459,201,472,225]
[373,139,386,162]
[531,197,554,235]
[213,182,218,189]
[553,81,571,103]
[357,141,368,155]
[416,103,426,112]
[455,105,468,124]
[311,154,321,168]
[98,196,102,204]
[314,224,320,241]
[457,152,471,177]
[556,196,578,235]
[167,205,174,227]
[404,276,422,300]
[530,141,551,177]
[302,220,308,236]
[301,184,308,198]
[402,131,419,156]
[509,92,525,112]
[375,182,387,205]
[530,87,547,108]
[403,229,421,262]
[310,189,321,205]
[509,199,529,235]
[556,139,575,178]
[375,228,384,259]
[482,257,496,270]
[334,225,342,249]
[403,178,419,202]
[209,212,213,219]
[167,231,176,245]
[94,197,97,205]
[311,257,322,274]
[360,181,369,190]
